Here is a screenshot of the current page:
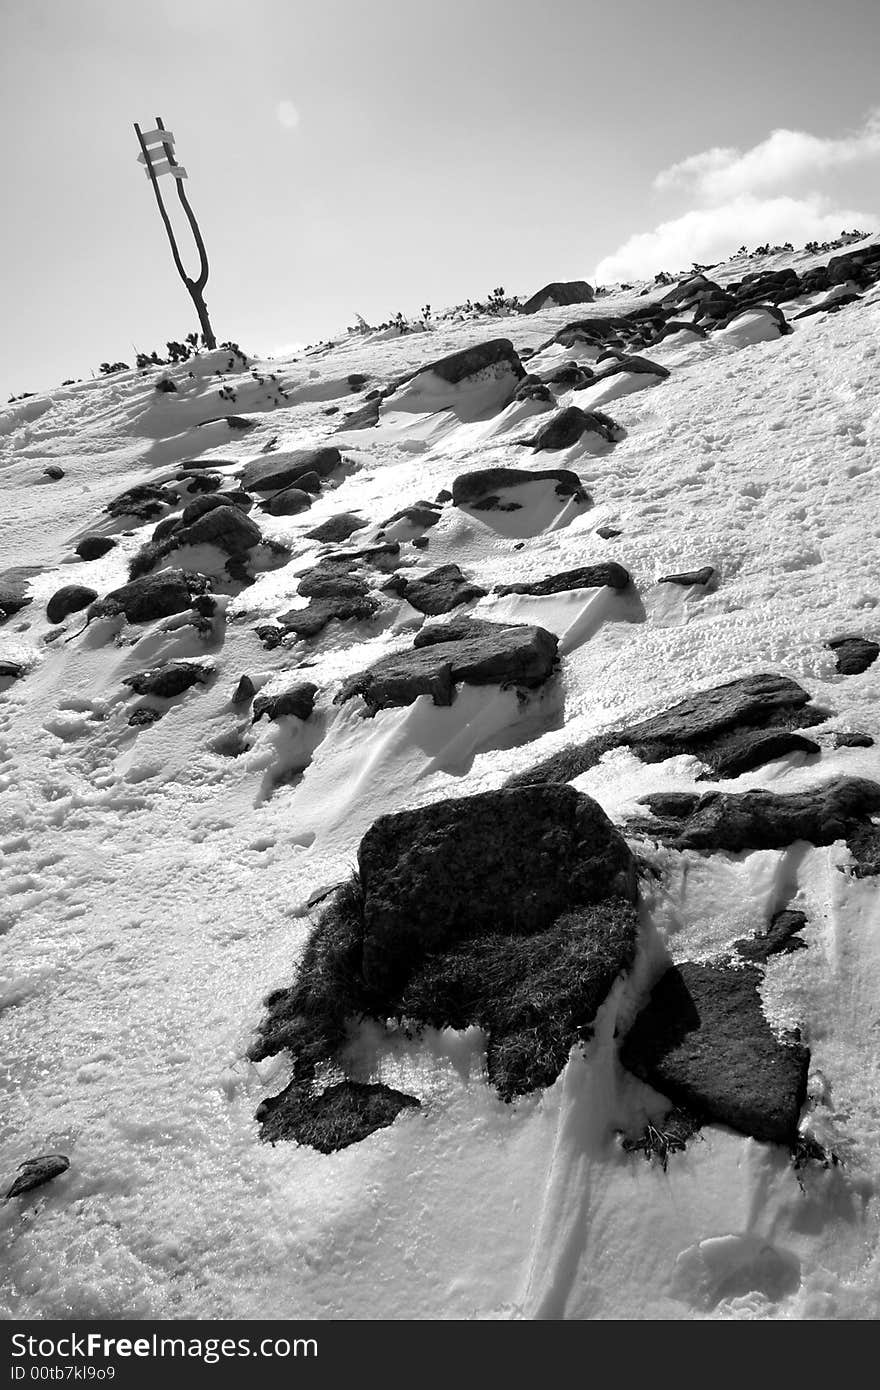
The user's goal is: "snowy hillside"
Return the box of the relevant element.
[2,236,880,1320]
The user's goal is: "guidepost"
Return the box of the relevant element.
[134,116,217,348]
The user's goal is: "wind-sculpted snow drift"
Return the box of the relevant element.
[2,237,880,1320]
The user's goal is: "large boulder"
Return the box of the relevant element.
[75,536,117,562]
[46,584,97,624]
[526,406,620,451]
[105,483,178,522]
[521,280,595,315]
[510,673,820,787]
[241,447,341,493]
[828,636,879,675]
[180,491,252,526]
[383,563,485,615]
[495,562,631,596]
[631,776,880,855]
[259,487,313,517]
[88,569,199,624]
[174,505,262,554]
[123,660,213,698]
[592,354,670,382]
[305,512,367,543]
[252,682,318,723]
[417,338,525,386]
[335,619,558,712]
[452,466,587,510]
[620,962,809,1146]
[357,783,637,993]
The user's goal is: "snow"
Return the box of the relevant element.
[2,248,880,1320]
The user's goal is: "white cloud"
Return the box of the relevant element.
[276,100,300,130]
[594,112,880,284]
[655,111,880,202]
[595,194,877,285]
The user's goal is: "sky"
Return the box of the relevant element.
[2,0,880,396]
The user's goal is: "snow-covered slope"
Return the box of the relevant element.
[2,244,880,1320]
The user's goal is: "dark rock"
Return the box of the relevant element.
[257,1080,419,1151]
[543,363,594,388]
[281,594,379,639]
[0,565,41,620]
[593,354,670,382]
[0,660,25,681]
[509,673,819,788]
[596,525,622,539]
[638,792,701,819]
[128,707,163,727]
[304,512,367,543]
[620,962,809,1145]
[340,399,381,430]
[151,517,181,545]
[179,472,223,494]
[697,728,820,780]
[357,784,637,993]
[123,660,213,698]
[528,406,620,451]
[384,564,485,616]
[514,380,554,404]
[381,503,442,531]
[412,615,515,648]
[553,316,625,347]
[845,820,880,877]
[833,731,874,749]
[5,1154,70,1199]
[254,624,285,650]
[734,910,809,963]
[656,319,707,340]
[495,562,631,596]
[259,487,313,516]
[793,293,861,320]
[252,682,318,723]
[719,303,790,335]
[46,584,97,624]
[232,675,256,706]
[521,280,595,314]
[402,902,639,1099]
[657,566,717,587]
[632,777,880,854]
[452,466,587,510]
[347,373,371,390]
[336,619,558,713]
[297,558,367,600]
[43,466,65,481]
[289,471,322,496]
[241,447,341,493]
[74,535,117,562]
[175,505,262,554]
[180,492,252,526]
[251,788,639,1123]
[417,338,525,387]
[106,483,178,522]
[89,569,199,624]
[828,636,879,675]
[328,541,400,566]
